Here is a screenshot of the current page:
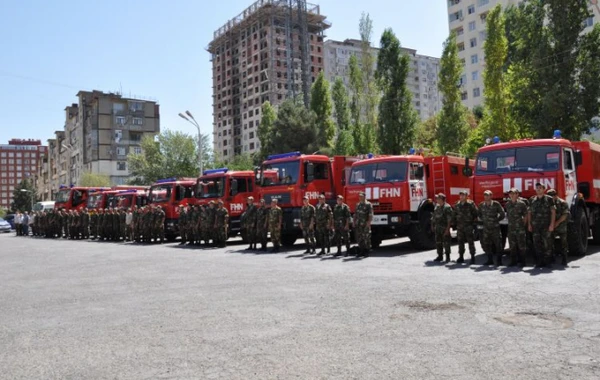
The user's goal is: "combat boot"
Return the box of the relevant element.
[483,253,494,266]
[433,254,443,262]
[246,244,253,250]
[445,253,451,263]
[495,253,503,267]
[317,249,325,256]
[561,254,568,266]
[470,255,476,265]
[304,248,311,254]
[508,255,518,267]
[456,255,465,264]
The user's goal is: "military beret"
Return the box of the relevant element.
[319,194,326,199]
[358,191,366,196]
[535,182,545,188]
[303,195,309,200]
[436,193,446,199]
[458,190,468,195]
[483,190,493,196]
[337,195,344,200]
[508,188,520,194]
[547,189,557,196]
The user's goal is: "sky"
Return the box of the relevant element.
[0,0,449,146]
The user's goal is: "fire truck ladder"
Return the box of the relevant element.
[431,158,446,195]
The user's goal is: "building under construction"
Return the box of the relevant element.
[208,0,330,158]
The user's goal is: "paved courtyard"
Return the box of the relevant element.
[0,233,599,380]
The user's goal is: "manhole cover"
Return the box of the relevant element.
[495,312,573,329]
[398,301,465,311]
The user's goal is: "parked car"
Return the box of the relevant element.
[0,218,11,233]
[33,201,55,212]
[4,214,15,230]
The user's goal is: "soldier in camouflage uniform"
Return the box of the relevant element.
[214,200,229,248]
[90,209,98,240]
[199,204,209,246]
[315,194,333,256]
[354,192,373,257]
[154,206,166,243]
[528,183,556,267]
[63,210,71,239]
[300,196,316,254]
[81,208,90,239]
[142,207,152,243]
[548,189,570,266]
[432,193,453,262]
[267,199,283,253]
[190,205,199,245]
[178,205,188,245]
[332,195,351,257]
[66,210,74,239]
[207,201,216,247]
[256,199,269,252]
[453,190,478,264]
[506,188,528,267]
[112,208,120,241]
[119,209,127,241]
[131,206,139,242]
[478,190,506,266]
[241,196,258,250]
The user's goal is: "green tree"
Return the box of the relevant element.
[11,179,36,212]
[210,153,255,171]
[482,5,514,141]
[414,116,438,153]
[257,101,277,159]
[0,207,7,218]
[375,28,418,154]
[79,172,111,187]
[128,130,200,185]
[331,77,354,155]
[310,72,335,147]
[437,32,470,154]
[264,98,318,155]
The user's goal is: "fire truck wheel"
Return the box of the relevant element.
[568,210,588,257]
[281,234,297,247]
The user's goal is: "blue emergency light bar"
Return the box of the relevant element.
[116,189,137,194]
[409,148,416,155]
[203,168,229,175]
[553,130,562,139]
[267,151,301,160]
[155,177,177,184]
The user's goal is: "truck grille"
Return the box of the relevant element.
[373,203,393,212]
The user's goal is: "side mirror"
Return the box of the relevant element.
[231,179,239,195]
[415,166,424,179]
[575,150,582,167]
[306,162,315,182]
[463,167,473,177]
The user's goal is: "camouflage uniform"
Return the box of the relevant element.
[154,207,165,243]
[200,205,210,245]
[453,198,478,263]
[333,200,351,256]
[112,210,120,241]
[478,200,505,265]
[300,202,316,254]
[529,195,556,266]
[256,202,269,251]
[241,201,258,250]
[315,201,333,255]
[432,199,453,262]
[119,210,127,241]
[179,207,188,244]
[506,197,528,266]
[131,208,139,242]
[207,203,216,246]
[553,196,570,265]
[354,199,374,257]
[190,206,200,245]
[268,204,283,252]
[142,208,152,243]
[90,211,98,240]
[214,204,229,248]
[81,210,90,239]
[64,211,71,239]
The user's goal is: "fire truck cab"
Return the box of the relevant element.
[195,168,259,237]
[345,153,473,249]
[87,186,149,210]
[148,177,196,241]
[470,133,592,256]
[258,151,356,246]
[54,186,111,211]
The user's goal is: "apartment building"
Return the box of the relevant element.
[208,0,330,159]
[38,90,160,195]
[0,139,47,210]
[324,39,442,121]
[447,0,600,109]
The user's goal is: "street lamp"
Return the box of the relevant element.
[19,189,34,211]
[179,111,203,175]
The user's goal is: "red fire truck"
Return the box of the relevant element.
[344,153,474,249]
[87,188,149,210]
[148,177,196,240]
[54,186,111,211]
[195,168,260,238]
[469,132,596,256]
[258,151,357,246]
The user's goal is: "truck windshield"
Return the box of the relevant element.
[350,161,407,185]
[87,193,104,209]
[114,194,134,208]
[149,184,172,203]
[197,177,225,198]
[476,146,560,175]
[55,189,70,203]
[261,160,300,186]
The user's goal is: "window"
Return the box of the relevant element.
[469,21,476,31]
[133,147,142,155]
[472,71,479,81]
[470,38,477,48]
[564,149,574,171]
[476,146,560,175]
[16,159,22,164]
[458,42,465,52]
[129,102,144,112]
[130,132,142,142]
[115,130,123,143]
[117,162,127,171]
[449,10,463,22]
[478,0,490,5]
[584,16,594,28]
[471,54,478,64]
[116,147,126,156]
[460,74,467,86]
[473,87,481,97]
[350,161,407,185]
[468,5,475,14]
[0,159,5,164]
[0,153,5,157]
[113,103,125,113]
[31,166,36,171]
[132,117,143,125]
[116,116,126,125]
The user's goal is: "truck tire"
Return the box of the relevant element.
[409,210,436,250]
[281,234,297,247]
[569,210,588,257]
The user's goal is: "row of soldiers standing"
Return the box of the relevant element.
[432,182,569,268]
[177,200,229,248]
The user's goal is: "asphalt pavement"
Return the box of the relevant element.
[0,233,599,380]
